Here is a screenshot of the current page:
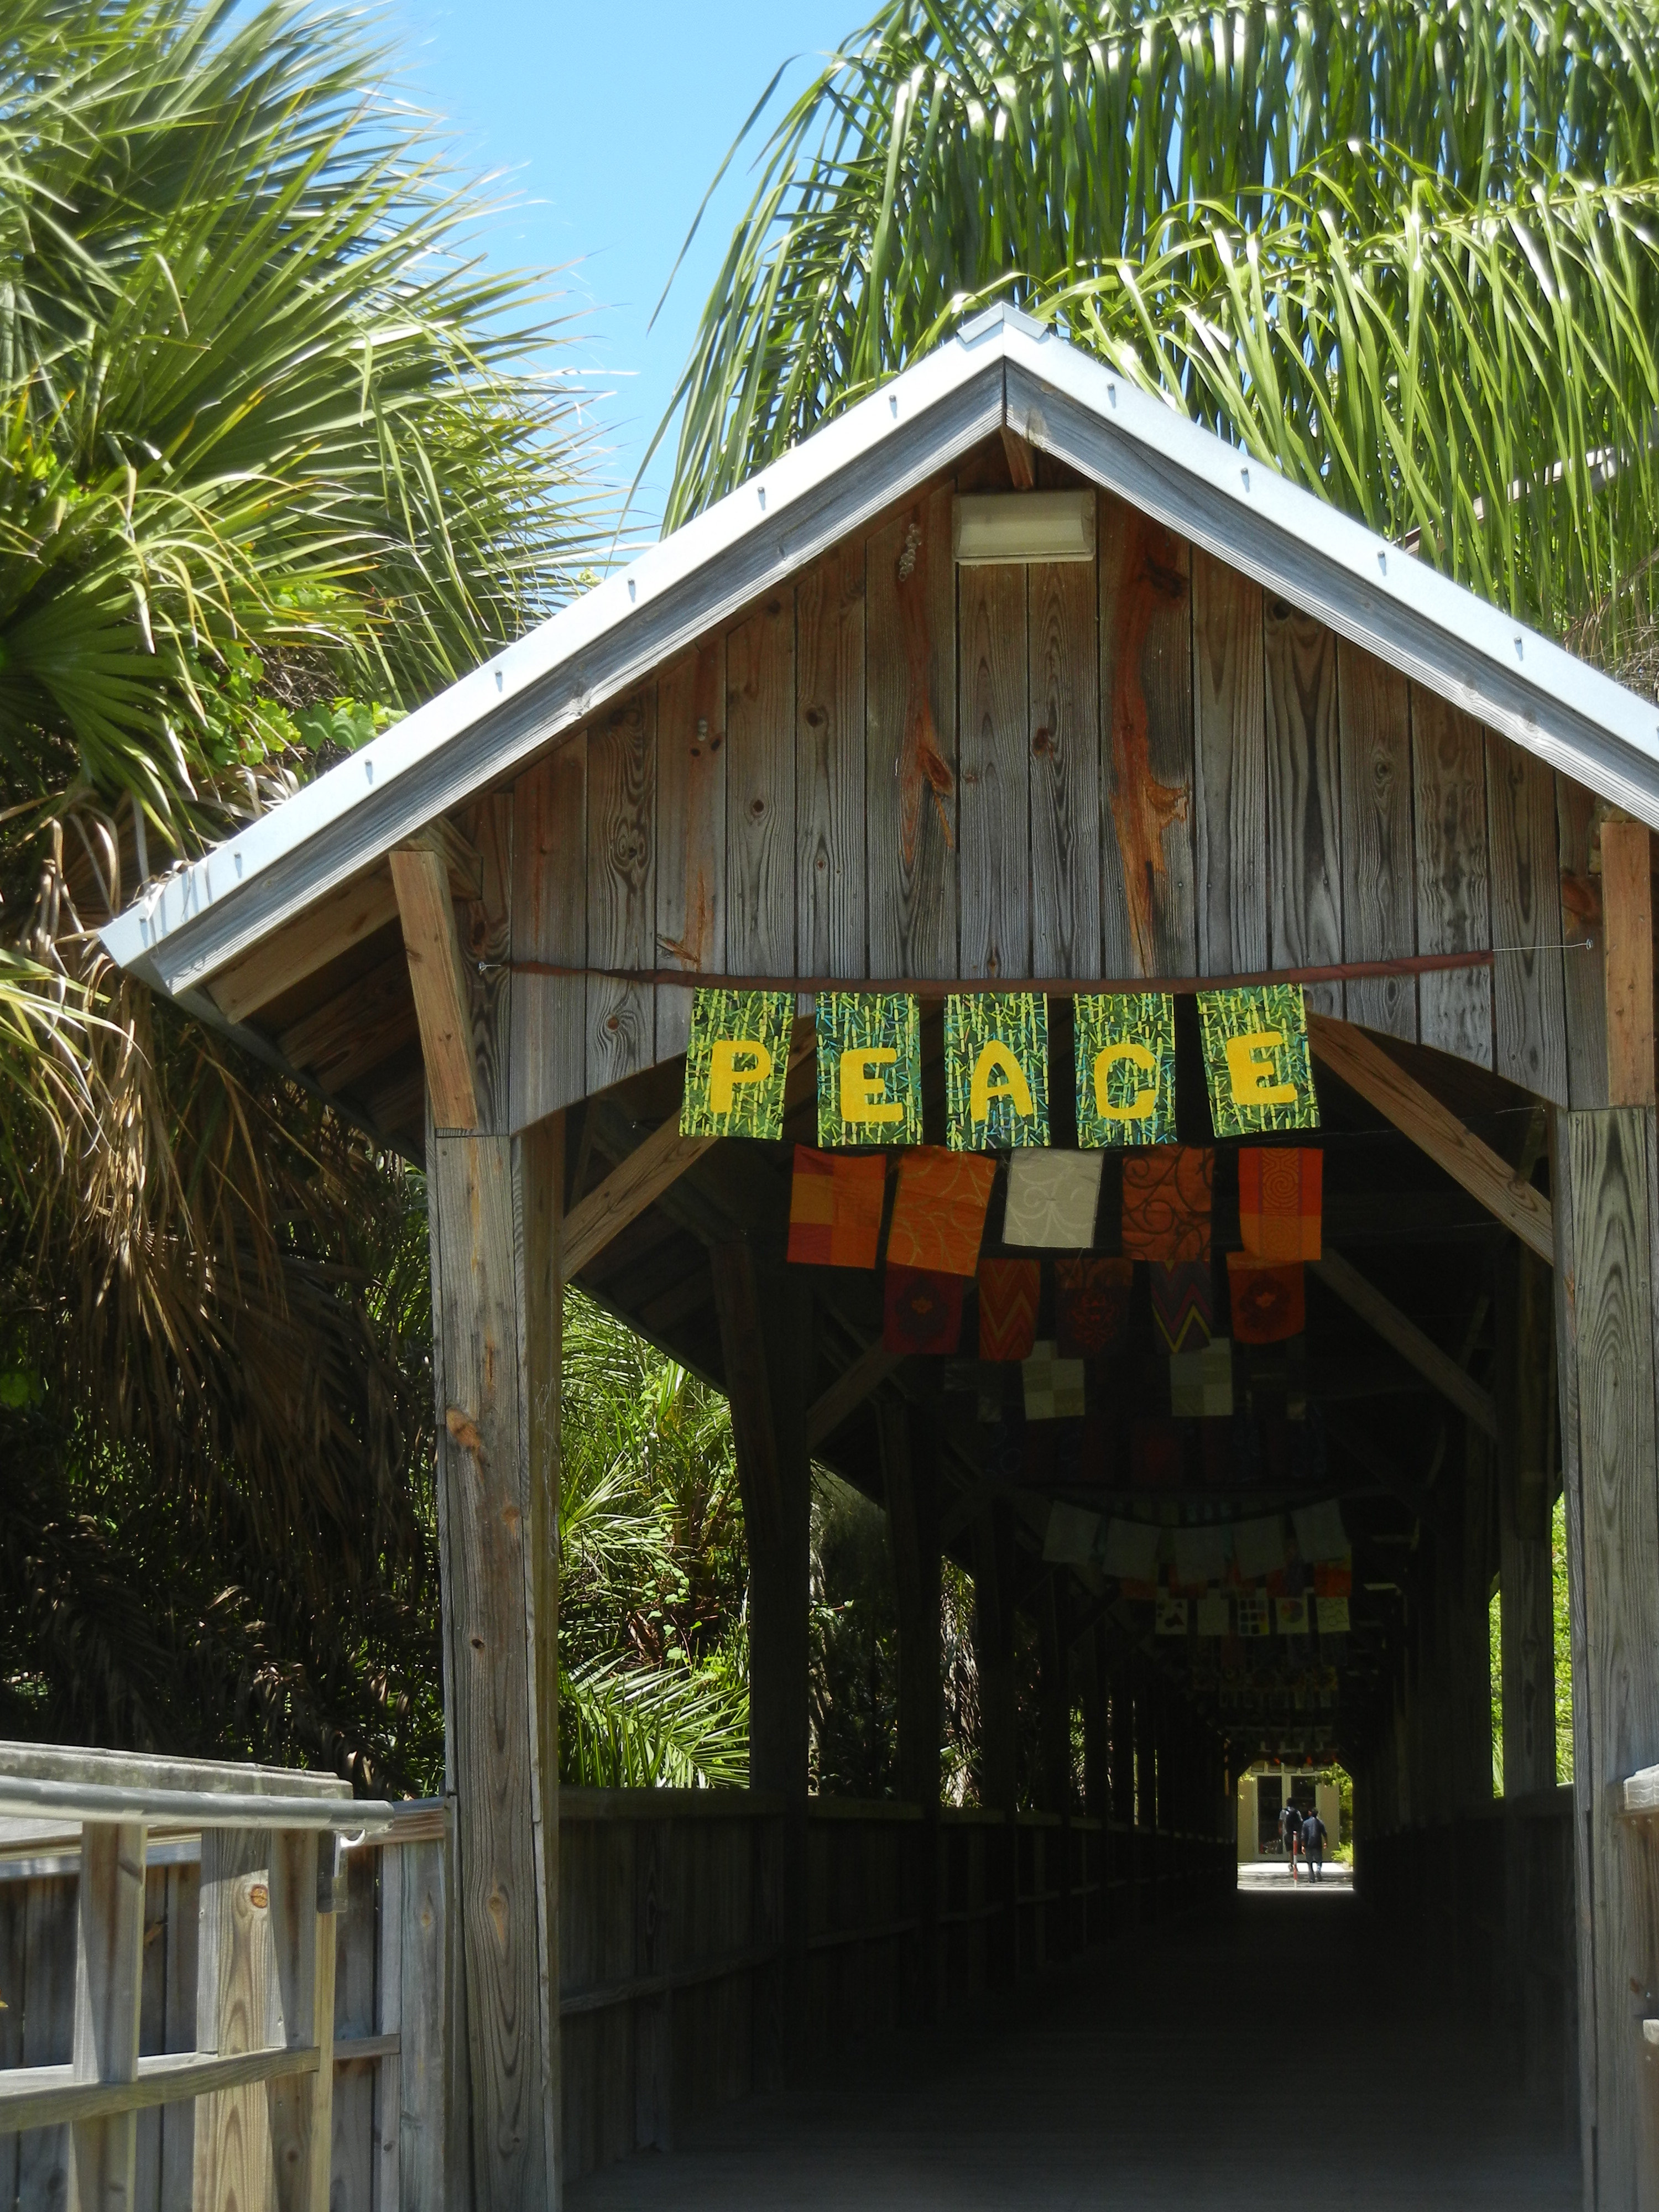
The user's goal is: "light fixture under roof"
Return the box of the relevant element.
[952,489,1097,565]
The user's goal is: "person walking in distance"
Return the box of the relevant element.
[1301,1806,1328,1883]
[1279,1798,1301,1882]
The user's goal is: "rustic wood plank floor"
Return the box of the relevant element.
[568,1883,1579,2209]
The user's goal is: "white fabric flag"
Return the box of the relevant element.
[1002,1151,1105,1248]
[1172,1525,1226,1585]
[1233,1514,1287,1580]
[1102,1517,1160,1582]
[1292,1498,1349,1562]
[1043,1503,1102,1564]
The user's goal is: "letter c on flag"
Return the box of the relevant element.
[709,1037,773,1113]
[1223,1029,1297,1107]
[840,1047,902,1125]
[1093,1041,1157,1122]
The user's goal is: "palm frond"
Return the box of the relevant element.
[561,1654,749,1790]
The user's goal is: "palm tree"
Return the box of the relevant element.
[656,0,1659,672]
[0,0,604,1789]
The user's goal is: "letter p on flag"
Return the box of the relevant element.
[682,988,794,1138]
[710,1037,773,1113]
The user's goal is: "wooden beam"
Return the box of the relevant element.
[1310,1248,1498,1437]
[999,424,1037,489]
[805,1338,904,1451]
[209,868,400,1026]
[1308,1013,1553,1262]
[1601,818,1655,1107]
[389,844,478,1132]
[560,1117,716,1283]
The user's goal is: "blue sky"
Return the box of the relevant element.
[382,0,857,533]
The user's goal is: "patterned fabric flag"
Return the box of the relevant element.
[1314,1558,1353,1599]
[1001,1150,1104,1247]
[1316,1595,1351,1635]
[945,993,1048,1149]
[1102,1517,1160,1581]
[1196,1592,1232,1637]
[883,1266,964,1355]
[1170,1338,1233,1416]
[1074,992,1176,1147]
[1121,1146,1213,1262]
[1043,1503,1103,1564]
[786,1147,887,1268]
[681,988,795,1138]
[1055,1256,1134,1357]
[1227,1254,1306,1343]
[1197,984,1320,1138]
[1234,1515,1287,1580]
[1130,1418,1183,1487]
[815,991,923,1147]
[886,1147,996,1276]
[1022,1339,1086,1420]
[1276,1595,1311,1636]
[1292,1499,1350,1563]
[1150,1260,1213,1353]
[1238,1147,1323,1260]
[978,1258,1040,1361]
[1235,1590,1271,1637]
[1155,1598,1190,1636]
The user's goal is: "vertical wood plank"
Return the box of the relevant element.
[510,735,587,1128]
[397,1838,452,2212]
[1557,772,1610,1109]
[1029,557,1101,980]
[1098,496,1194,978]
[796,547,867,981]
[958,564,1030,980]
[267,1831,335,2212]
[193,1828,275,2212]
[1264,598,1343,1016]
[329,1845,377,2212]
[159,1863,196,2205]
[1191,551,1266,979]
[1337,639,1416,1039]
[867,488,958,980]
[0,1881,22,2209]
[67,1821,147,2212]
[1486,732,1569,1104]
[1412,687,1493,1066]
[372,1849,402,2212]
[656,641,727,1058]
[585,690,658,1091]
[464,795,514,1139]
[18,1874,76,2209]
[1603,819,1656,1109]
[133,1865,170,2212]
[727,589,796,978]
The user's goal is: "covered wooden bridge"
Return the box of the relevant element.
[50,302,1659,2206]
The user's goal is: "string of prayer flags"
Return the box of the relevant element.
[681,988,794,1138]
[1023,1340,1086,1421]
[786,1148,886,1268]
[1170,1338,1234,1417]
[978,1258,1040,1361]
[945,992,1048,1150]
[1292,1499,1349,1563]
[883,1266,964,1356]
[886,1147,995,1276]
[1197,984,1320,1138]
[1043,1503,1103,1565]
[1155,1598,1190,1636]
[1150,1259,1213,1353]
[816,991,922,1148]
[1227,1254,1306,1343]
[1055,1256,1133,1358]
[1316,1595,1351,1635]
[1074,992,1175,1147]
[1121,1146,1213,1262]
[1276,1595,1311,1636]
[1102,1517,1160,1582]
[1239,1147,1323,1260]
[1001,1149,1103,1247]
[1196,1592,1231,1637]
[1234,1514,1288,1581]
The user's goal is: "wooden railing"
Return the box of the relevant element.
[0,1745,451,2212]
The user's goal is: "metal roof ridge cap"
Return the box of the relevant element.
[1001,320,1659,770]
[100,326,1012,971]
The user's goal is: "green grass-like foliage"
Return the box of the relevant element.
[816,989,923,1146]
[1074,990,1175,1146]
[682,988,795,1139]
[945,990,1048,1149]
[1198,984,1319,1136]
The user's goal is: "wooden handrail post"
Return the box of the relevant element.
[67,1819,147,2212]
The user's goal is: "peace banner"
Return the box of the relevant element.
[1196,984,1320,1137]
[680,988,794,1139]
[945,992,1048,1150]
[815,991,922,1147]
[1074,991,1175,1146]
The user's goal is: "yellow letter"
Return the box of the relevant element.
[1093,1041,1157,1123]
[1223,1029,1297,1107]
[709,1036,773,1113]
[840,1047,903,1125]
[969,1040,1035,1124]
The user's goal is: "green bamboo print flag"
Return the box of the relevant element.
[1074,992,1176,1147]
[681,988,794,1139]
[1197,984,1320,1137]
[816,992,922,1147]
[945,993,1048,1150]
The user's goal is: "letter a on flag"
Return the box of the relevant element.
[945,993,1048,1150]
[681,988,794,1138]
[1196,984,1320,1138]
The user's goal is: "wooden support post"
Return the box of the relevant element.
[1495,1241,1557,1797]
[391,845,480,1133]
[1601,820,1655,1108]
[970,1506,1019,1985]
[193,1828,275,2211]
[1553,1105,1659,2208]
[67,1821,146,2212]
[879,1398,941,2021]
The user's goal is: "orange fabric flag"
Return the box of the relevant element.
[1120,1146,1213,1262]
[978,1258,1040,1361]
[1227,1253,1306,1343]
[1238,1148,1323,1261]
[786,1147,887,1268]
[886,1146,996,1277]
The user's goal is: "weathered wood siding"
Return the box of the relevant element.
[509,462,1592,1128]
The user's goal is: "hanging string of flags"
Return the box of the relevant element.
[680,984,1319,1145]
